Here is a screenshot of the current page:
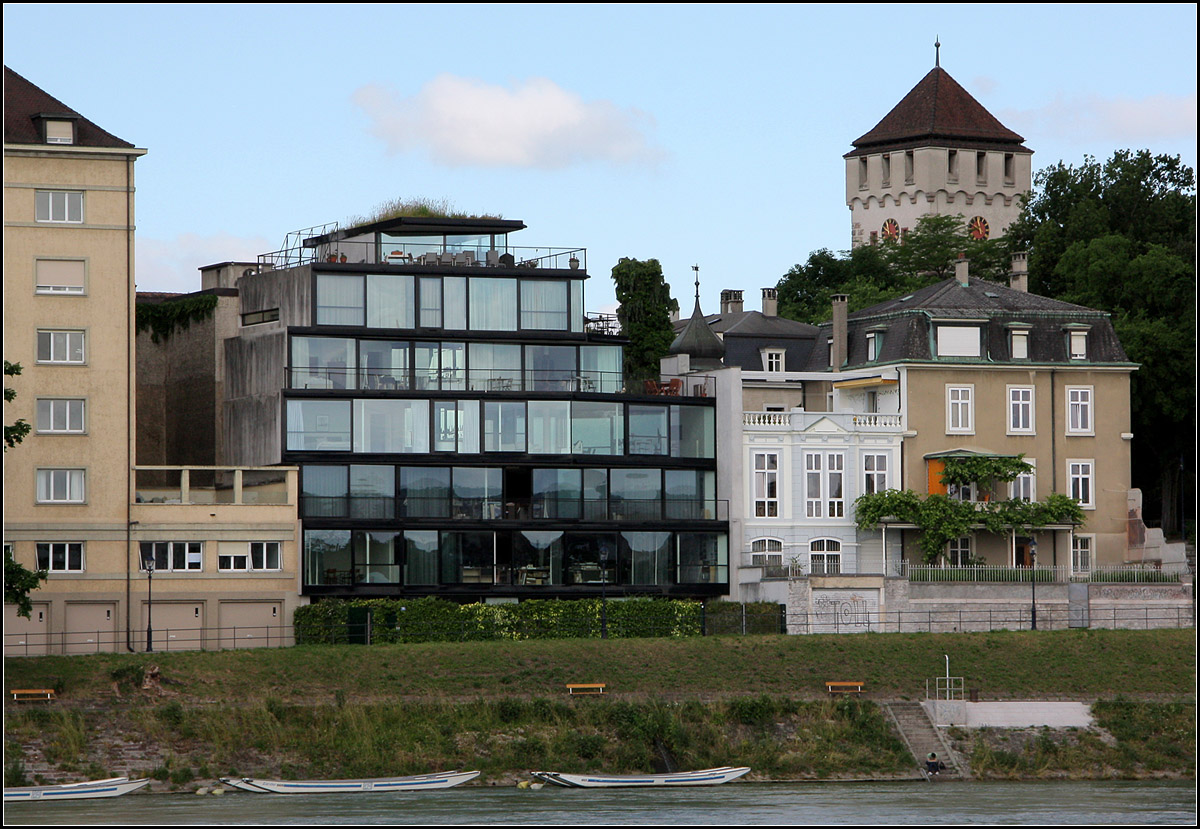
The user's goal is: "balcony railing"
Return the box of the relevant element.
[259,239,585,271]
[301,496,728,522]
[285,368,714,398]
[743,411,903,430]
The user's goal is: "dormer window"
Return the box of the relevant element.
[44,119,74,144]
[1006,324,1032,360]
[1069,331,1088,360]
[764,349,785,373]
[865,327,886,362]
[936,325,982,358]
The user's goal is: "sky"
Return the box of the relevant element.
[4,4,1196,315]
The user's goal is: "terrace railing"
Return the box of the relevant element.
[260,239,585,271]
[301,495,728,522]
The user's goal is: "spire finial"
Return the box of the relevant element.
[692,264,700,304]
[935,36,941,68]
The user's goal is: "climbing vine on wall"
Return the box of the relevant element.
[135,294,218,343]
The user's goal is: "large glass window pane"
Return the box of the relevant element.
[620,532,671,585]
[629,405,669,455]
[521,280,569,330]
[353,399,429,453]
[359,340,409,390]
[514,531,563,586]
[610,469,662,520]
[305,529,352,585]
[484,401,526,452]
[469,343,521,391]
[354,531,401,584]
[441,343,465,390]
[291,337,356,389]
[528,401,571,454]
[316,274,364,326]
[533,468,581,519]
[579,345,623,393]
[441,531,494,584]
[583,469,608,520]
[665,470,713,519]
[367,274,414,328]
[350,465,394,519]
[382,233,440,262]
[404,530,439,585]
[453,467,503,519]
[563,533,617,586]
[302,465,348,517]
[573,401,624,455]
[469,278,518,331]
[570,280,584,333]
[672,405,715,458]
[443,277,467,329]
[677,533,727,585]
[400,467,449,517]
[526,345,576,391]
[419,277,442,328]
[287,400,351,451]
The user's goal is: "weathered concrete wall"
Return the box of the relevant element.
[925,700,1094,728]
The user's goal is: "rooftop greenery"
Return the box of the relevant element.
[344,197,504,229]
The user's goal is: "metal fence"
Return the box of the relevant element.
[784,605,1194,634]
[4,625,293,657]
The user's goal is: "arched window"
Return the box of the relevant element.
[810,538,841,575]
[750,538,783,567]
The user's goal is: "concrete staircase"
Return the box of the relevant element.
[885,701,970,779]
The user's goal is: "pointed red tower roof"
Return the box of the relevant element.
[846,67,1029,157]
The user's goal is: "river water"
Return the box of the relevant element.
[5,780,1194,825]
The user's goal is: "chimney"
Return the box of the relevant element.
[955,254,969,286]
[1009,251,1029,292]
[831,294,848,373]
[761,287,778,317]
[720,289,743,314]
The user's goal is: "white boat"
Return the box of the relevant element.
[219,769,480,794]
[4,777,150,802]
[530,766,750,788]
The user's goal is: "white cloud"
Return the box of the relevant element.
[137,232,272,294]
[1002,93,1197,144]
[352,74,665,169]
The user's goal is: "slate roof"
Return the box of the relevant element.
[669,301,726,365]
[846,67,1029,157]
[674,309,817,371]
[4,66,134,148]
[806,276,1132,369]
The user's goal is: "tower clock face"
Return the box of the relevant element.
[968,216,990,240]
[881,218,900,242]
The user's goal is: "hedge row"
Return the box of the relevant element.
[294,598,783,644]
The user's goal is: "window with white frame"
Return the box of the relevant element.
[36,399,85,434]
[36,468,85,503]
[750,538,783,567]
[35,191,83,223]
[948,481,977,502]
[1010,459,1036,502]
[139,541,203,572]
[753,452,779,517]
[936,326,981,358]
[1067,387,1093,434]
[36,330,85,364]
[1068,330,1088,360]
[1010,329,1029,359]
[805,451,844,518]
[1072,535,1093,574]
[1068,460,1094,509]
[219,541,281,571]
[36,542,84,572]
[764,350,784,373]
[946,386,973,433]
[946,536,972,566]
[809,538,841,574]
[1008,386,1034,434]
[863,453,888,494]
[35,259,86,294]
[44,119,75,144]
[866,332,879,361]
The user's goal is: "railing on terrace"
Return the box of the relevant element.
[302,496,729,522]
[135,466,294,506]
[584,312,620,336]
[742,411,903,430]
[743,558,1190,584]
[259,238,585,272]
[285,368,713,398]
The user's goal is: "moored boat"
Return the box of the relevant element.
[219,769,480,794]
[4,777,150,802]
[530,766,750,788]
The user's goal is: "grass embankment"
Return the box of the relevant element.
[3,629,1194,786]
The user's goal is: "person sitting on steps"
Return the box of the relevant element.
[926,751,946,774]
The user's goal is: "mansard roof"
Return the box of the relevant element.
[846,67,1030,157]
[4,66,135,148]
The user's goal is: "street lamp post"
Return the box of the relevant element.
[141,548,156,652]
[600,548,609,640]
[1029,538,1038,631]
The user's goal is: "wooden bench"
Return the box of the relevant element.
[565,683,606,695]
[825,681,864,696]
[10,688,56,703]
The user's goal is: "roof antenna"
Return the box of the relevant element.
[935,36,941,68]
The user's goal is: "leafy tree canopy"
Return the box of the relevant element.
[5,547,46,618]
[5,360,31,451]
[611,257,678,383]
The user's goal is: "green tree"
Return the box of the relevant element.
[5,547,47,619]
[4,360,31,450]
[611,258,678,383]
[1008,150,1196,534]
[884,213,1009,283]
